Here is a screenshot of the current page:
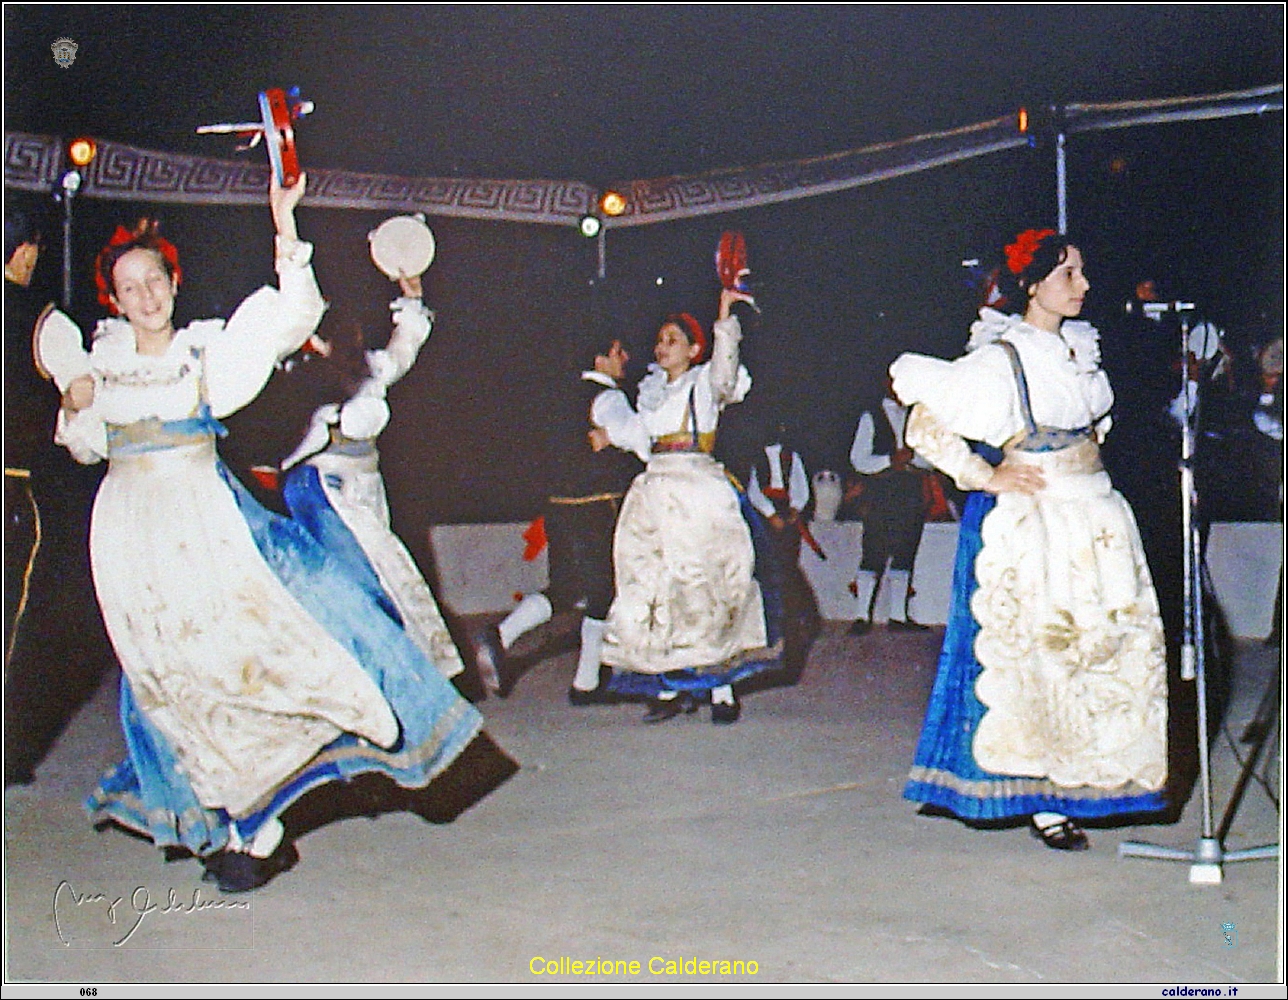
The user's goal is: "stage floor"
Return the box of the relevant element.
[4,623,1281,988]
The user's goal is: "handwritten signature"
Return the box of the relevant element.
[53,881,250,947]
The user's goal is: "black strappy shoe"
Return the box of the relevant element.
[1029,816,1089,852]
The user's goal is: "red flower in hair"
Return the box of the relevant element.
[95,219,182,312]
[1004,228,1057,276]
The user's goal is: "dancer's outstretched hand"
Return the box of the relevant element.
[270,171,308,243]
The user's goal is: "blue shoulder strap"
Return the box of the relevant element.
[995,339,1040,439]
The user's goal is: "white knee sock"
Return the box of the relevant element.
[886,569,911,623]
[498,593,553,649]
[229,817,284,857]
[853,569,878,621]
[572,617,606,691]
[711,684,735,706]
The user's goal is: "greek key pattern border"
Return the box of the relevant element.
[4,132,599,225]
[6,119,1022,227]
[606,117,1023,226]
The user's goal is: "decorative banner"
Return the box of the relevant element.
[3,131,598,225]
[5,85,1279,228]
[1063,83,1284,135]
[603,116,1028,227]
[4,120,1026,227]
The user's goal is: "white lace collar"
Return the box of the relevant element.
[90,317,207,376]
[636,362,698,412]
[966,307,1102,374]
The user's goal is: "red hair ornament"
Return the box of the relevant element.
[667,311,708,363]
[1004,227,1057,276]
[94,219,182,313]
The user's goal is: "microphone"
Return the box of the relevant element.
[1124,300,1195,317]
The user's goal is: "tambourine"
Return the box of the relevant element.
[32,303,90,392]
[259,88,301,187]
[197,87,313,187]
[369,214,437,280]
[715,230,750,291]
[1187,320,1223,361]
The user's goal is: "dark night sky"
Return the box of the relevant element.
[4,5,1284,536]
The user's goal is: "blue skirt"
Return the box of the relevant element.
[280,464,403,625]
[85,464,483,857]
[903,490,1167,821]
[605,484,784,698]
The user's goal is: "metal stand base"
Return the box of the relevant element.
[1118,836,1278,885]
[1118,308,1279,887]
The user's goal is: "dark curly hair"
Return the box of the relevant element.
[313,309,371,401]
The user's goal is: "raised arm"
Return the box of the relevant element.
[788,450,810,512]
[746,465,775,519]
[328,275,434,444]
[270,170,305,246]
[708,286,755,406]
[365,274,433,392]
[263,172,325,352]
[203,173,327,418]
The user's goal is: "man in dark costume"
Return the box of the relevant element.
[847,378,932,635]
[474,338,647,703]
[4,206,112,785]
[747,421,821,681]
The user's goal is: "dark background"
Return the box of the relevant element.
[5,5,1284,530]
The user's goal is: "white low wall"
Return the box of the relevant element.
[429,522,549,616]
[428,519,1282,638]
[797,520,957,625]
[1204,521,1282,640]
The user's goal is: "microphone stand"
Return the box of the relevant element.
[1119,305,1279,884]
[57,167,83,310]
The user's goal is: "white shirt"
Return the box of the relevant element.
[748,443,810,517]
[584,370,651,463]
[891,309,1113,450]
[633,315,752,442]
[57,238,325,465]
[281,295,433,471]
[849,397,931,474]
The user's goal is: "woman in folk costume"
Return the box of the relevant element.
[892,228,1167,850]
[601,284,777,724]
[278,268,468,688]
[53,176,484,892]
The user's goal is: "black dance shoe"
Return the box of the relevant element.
[568,666,615,706]
[643,693,698,724]
[203,842,300,893]
[710,698,742,725]
[568,685,614,706]
[887,619,931,633]
[472,625,509,698]
[1029,816,1090,852]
